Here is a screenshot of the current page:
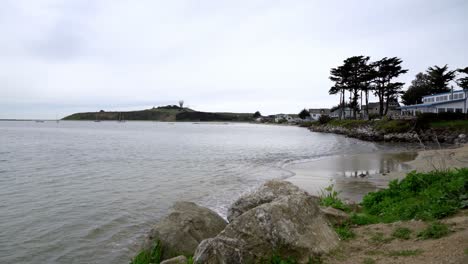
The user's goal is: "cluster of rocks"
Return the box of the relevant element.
[309,125,467,144]
[141,181,342,264]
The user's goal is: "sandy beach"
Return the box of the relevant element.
[286,144,468,202]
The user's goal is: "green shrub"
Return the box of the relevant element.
[417,222,450,239]
[361,169,468,223]
[392,227,412,240]
[130,241,163,264]
[350,213,379,225]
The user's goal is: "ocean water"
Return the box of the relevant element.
[0,121,398,263]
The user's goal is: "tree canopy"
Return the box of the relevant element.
[298,109,310,119]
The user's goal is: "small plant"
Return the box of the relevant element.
[334,225,355,240]
[320,185,350,212]
[362,257,376,264]
[387,249,423,257]
[392,227,412,240]
[186,256,194,264]
[418,222,450,239]
[130,240,163,264]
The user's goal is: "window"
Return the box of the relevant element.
[455,108,463,113]
[438,108,446,113]
[447,108,454,113]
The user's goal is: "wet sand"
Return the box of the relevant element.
[286,144,468,202]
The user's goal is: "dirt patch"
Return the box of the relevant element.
[323,210,468,264]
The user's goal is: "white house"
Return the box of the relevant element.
[308,108,331,120]
[400,90,468,116]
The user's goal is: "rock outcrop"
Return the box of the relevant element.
[194,181,339,263]
[227,180,308,222]
[144,201,227,260]
[309,124,467,144]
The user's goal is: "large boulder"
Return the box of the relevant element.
[227,180,310,222]
[195,181,339,263]
[144,201,227,260]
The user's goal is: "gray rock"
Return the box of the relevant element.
[319,206,350,226]
[195,182,339,263]
[144,201,227,260]
[227,180,311,222]
[459,134,466,139]
[160,255,188,264]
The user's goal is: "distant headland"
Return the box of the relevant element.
[62,105,255,122]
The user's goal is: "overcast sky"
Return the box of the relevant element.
[1,0,467,119]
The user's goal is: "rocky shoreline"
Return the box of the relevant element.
[137,181,343,264]
[308,124,467,144]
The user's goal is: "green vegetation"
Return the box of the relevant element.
[334,225,355,240]
[417,222,450,239]
[361,169,468,223]
[362,257,376,264]
[374,119,411,133]
[327,119,369,129]
[392,227,412,240]
[130,241,163,264]
[429,120,468,131]
[319,185,351,212]
[387,249,423,257]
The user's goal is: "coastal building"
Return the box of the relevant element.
[400,90,468,116]
[361,100,400,117]
[308,108,331,120]
[275,114,294,123]
[330,107,353,119]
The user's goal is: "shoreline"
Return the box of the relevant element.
[286,144,468,202]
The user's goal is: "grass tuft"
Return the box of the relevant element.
[417,222,450,239]
[362,257,376,264]
[334,225,356,240]
[130,240,163,264]
[392,227,412,240]
[369,232,393,244]
[387,249,423,257]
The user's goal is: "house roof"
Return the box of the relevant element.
[399,98,465,109]
[423,90,466,98]
[309,108,331,114]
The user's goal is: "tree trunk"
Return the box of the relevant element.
[365,90,369,119]
[384,95,390,116]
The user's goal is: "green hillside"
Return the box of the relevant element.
[62,105,254,122]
